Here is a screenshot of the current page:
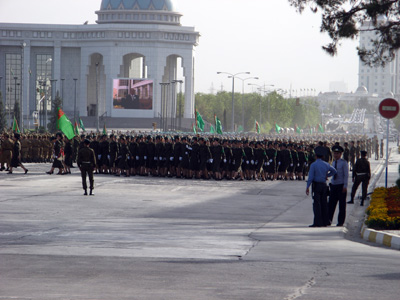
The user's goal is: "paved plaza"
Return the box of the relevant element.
[1,148,400,299]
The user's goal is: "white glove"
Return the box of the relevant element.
[269,159,273,163]
[144,156,147,160]
[98,155,101,159]
[251,160,254,165]
[107,155,110,160]
[246,160,250,164]
[297,163,300,167]
[210,159,214,163]
[267,162,270,166]
[278,162,281,165]
[185,152,188,155]
[290,164,293,167]
[154,157,158,161]
[170,157,174,161]
[223,159,227,163]
[159,156,162,160]
[136,156,139,160]
[179,157,182,161]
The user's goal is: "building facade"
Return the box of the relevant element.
[357,20,399,98]
[0,0,199,129]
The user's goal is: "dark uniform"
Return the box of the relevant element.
[349,151,371,206]
[77,140,97,195]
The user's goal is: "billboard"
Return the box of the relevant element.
[113,79,153,110]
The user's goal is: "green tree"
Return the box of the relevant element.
[0,91,7,132]
[289,0,400,66]
[48,91,63,133]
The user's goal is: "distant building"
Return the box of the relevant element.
[357,18,399,98]
[0,0,199,129]
[329,81,348,93]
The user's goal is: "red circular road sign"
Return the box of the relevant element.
[379,98,399,119]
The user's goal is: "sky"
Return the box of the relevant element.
[0,0,360,95]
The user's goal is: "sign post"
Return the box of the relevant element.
[378,98,400,188]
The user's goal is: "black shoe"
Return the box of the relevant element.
[337,224,344,227]
[90,189,94,196]
[309,224,320,227]
[360,202,364,206]
[347,200,354,204]
[25,169,28,174]
[84,189,88,196]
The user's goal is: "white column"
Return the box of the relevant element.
[79,50,89,117]
[103,50,119,117]
[53,42,61,94]
[183,54,194,119]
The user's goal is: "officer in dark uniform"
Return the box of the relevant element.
[77,139,96,195]
[349,150,371,206]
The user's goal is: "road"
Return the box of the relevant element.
[0,154,399,300]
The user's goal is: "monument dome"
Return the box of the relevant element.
[96,0,182,25]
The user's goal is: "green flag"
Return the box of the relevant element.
[237,125,244,133]
[103,123,107,135]
[12,117,20,133]
[275,123,281,134]
[196,110,205,132]
[318,124,324,133]
[57,108,75,140]
[79,118,86,131]
[296,125,301,134]
[255,120,260,134]
[215,115,223,134]
[210,125,215,134]
[74,120,80,136]
[192,123,197,134]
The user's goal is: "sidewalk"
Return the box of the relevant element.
[360,145,400,250]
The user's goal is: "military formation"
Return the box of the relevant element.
[0,131,382,182]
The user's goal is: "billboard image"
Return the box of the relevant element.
[113,79,153,110]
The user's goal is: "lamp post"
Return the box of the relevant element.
[95,62,99,132]
[50,79,57,107]
[233,76,258,131]
[171,79,183,131]
[248,83,274,124]
[61,78,65,105]
[217,71,250,132]
[160,82,170,132]
[73,78,78,122]
[13,77,18,126]
[39,80,47,129]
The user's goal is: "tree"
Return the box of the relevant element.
[289,0,400,66]
[48,91,63,133]
[0,91,7,132]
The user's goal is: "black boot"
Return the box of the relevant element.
[360,200,364,206]
[84,189,88,196]
[90,189,94,196]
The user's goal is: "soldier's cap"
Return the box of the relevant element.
[361,150,368,156]
[332,145,344,153]
[174,135,180,140]
[192,136,198,141]
[199,137,204,141]
[14,133,20,139]
[102,134,107,139]
[214,138,220,142]
[281,143,287,148]
[84,139,91,145]
[181,136,187,141]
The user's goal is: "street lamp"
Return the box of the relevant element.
[13,77,18,126]
[217,71,250,132]
[172,79,183,129]
[160,82,170,132]
[233,76,258,131]
[61,78,65,105]
[73,78,78,122]
[50,79,57,106]
[248,83,274,124]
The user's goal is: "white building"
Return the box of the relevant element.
[0,0,199,130]
[358,19,399,97]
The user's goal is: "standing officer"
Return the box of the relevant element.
[306,147,337,227]
[328,145,349,226]
[77,139,96,196]
[349,150,371,206]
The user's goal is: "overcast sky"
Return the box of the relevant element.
[0,0,360,95]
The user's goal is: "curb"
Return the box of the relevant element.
[359,147,399,250]
[361,225,400,250]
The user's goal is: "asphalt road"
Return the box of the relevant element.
[1,155,400,300]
